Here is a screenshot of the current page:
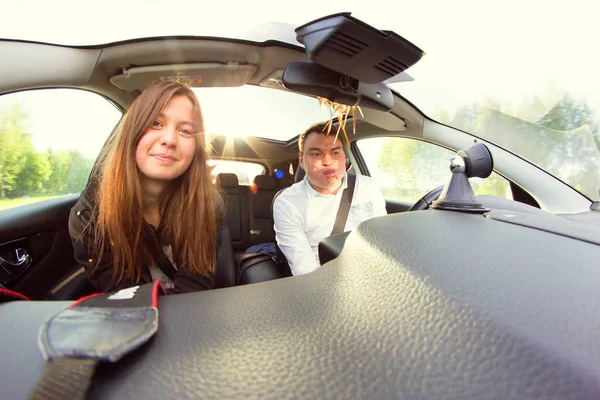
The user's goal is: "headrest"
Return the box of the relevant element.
[216,173,239,188]
[294,165,306,183]
[254,175,276,190]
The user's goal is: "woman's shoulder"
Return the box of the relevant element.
[68,184,97,239]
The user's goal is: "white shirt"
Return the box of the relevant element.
[273,173,387,276]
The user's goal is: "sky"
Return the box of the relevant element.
[2,0,600,157]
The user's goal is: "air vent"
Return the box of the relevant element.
[374,55,409,78]
[323,32,368,57]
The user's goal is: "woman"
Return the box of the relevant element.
[68,82,234,294]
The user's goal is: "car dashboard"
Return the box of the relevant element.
[2,196,600,399]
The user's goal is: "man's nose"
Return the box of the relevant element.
[322,153,333,165]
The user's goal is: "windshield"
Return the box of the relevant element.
[192,86,322,141]
[388,1,600,201]
[3,0,599,200]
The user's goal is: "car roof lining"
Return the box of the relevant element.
[0,37,424,138]
[0,36,436,186]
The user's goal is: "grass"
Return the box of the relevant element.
[0,195,65,211]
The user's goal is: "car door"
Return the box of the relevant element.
[353,136,512,213]
[0,88,122,300]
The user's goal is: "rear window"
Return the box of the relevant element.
[209,160,265,186]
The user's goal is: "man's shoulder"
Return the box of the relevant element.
[273,181,307,221]
[275,180,305,202]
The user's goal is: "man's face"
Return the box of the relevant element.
[299,132,346,195]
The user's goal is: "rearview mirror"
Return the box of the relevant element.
[282,61,394,112]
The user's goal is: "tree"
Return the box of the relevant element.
[0,100,97,200]
[9,144,51,197]
[378,92,600,202]
[44,150,72,194]
[43,150,94,195]
[66,151,94,194]
[379,137,418,171]
[377,138,458,201]
[0,103,32,198]
[536,93,600,151]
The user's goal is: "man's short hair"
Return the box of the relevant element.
[298,122,330,153]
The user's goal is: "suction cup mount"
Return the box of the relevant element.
[432,143,494,213]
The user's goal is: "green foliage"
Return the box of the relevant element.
[377,137,459,202]
[10,146,52,197]
[0,103,95,200]
[537,93,600,152]
[0,103,31,197]
[378,138,418,199]
[426,93,600,201]
[376,135,510,201]
[66,151,95,193]
[537,94,598,132]
[44,150,94,195]
[379,137,418,170]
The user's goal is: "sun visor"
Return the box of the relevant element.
[295,12,424,84]
[110,62,257,92]
[360,107,406,131]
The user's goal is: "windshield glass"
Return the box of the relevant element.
[3,0,599,200]
[388,1,600,201]
[192,86,322,141]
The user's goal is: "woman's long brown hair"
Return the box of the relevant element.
[91,82,220,284]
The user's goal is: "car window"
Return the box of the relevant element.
[356,137,511,203]
[209,160,266,186]
[0,89,122,211]
[194,86,324,141]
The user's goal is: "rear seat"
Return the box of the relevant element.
[248,175,278,247]
[216,172,292,284]
[216,173,249,253]
[217,172,287,254]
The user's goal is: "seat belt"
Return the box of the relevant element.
[274,174,356,265]
[330,174,357,235]
[28,281,165,400]
[248,188,260,239]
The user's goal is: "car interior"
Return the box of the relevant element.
[2,12,600,400]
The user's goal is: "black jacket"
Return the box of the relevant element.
[68,184,236,294]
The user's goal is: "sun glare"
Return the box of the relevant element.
[192,86,322,141]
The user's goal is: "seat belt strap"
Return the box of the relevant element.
[248,188,259,238]
[28,281,165,400]
[331,174,357,235]
[29,357,97,400]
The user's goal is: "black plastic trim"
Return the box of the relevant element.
[0,195,79,243]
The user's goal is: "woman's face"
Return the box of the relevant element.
[135,94,198,186]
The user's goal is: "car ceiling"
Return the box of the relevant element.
[0,36,423,166]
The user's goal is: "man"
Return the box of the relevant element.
[273,122,387,276]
